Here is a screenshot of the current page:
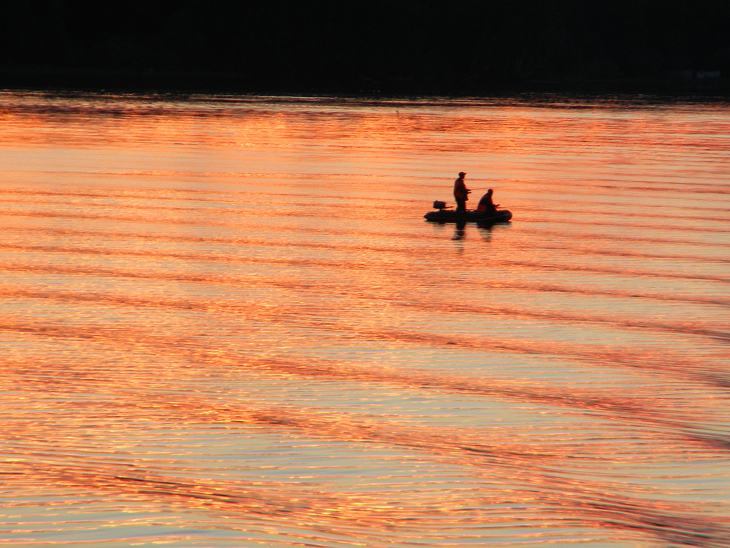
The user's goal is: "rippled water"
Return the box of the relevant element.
[1,91,729,547]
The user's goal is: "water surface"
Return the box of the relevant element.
[1,92,729,547]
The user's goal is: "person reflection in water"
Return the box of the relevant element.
[477,189,498,214]
[452,220,467,240]
[453,172,470,213]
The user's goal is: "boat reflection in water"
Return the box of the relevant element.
[426,199,511,241]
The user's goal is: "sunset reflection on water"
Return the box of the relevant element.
[1,92,729,547]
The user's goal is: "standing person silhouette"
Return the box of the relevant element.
[453,172,470,213]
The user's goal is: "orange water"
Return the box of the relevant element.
[1,91,729,547]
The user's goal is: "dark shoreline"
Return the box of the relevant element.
[2,67,730,103]
[4,1,729,104]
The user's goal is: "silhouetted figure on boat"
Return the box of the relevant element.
[453,172,470,213]
[425,182,511,224]
[477,189,498,214]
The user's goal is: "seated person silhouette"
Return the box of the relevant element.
[476,189,498,214]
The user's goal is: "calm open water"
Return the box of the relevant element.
[0,91,729,548]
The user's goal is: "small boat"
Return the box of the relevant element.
[424,201,512,224]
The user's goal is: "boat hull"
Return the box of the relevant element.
[424,209,512,224]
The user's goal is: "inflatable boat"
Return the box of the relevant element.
[424,201,512,224]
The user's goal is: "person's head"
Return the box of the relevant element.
[458,172,466,178]
[487,188,493,196]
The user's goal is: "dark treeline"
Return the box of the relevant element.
[1,0,730,94]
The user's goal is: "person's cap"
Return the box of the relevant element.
[458,172,466,177]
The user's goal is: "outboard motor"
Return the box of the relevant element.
[433,201,447,210]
